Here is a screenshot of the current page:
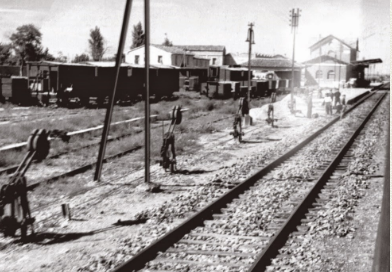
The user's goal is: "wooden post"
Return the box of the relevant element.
[94,0,133,181]
[48,66,51,105]
[144,0,151,183]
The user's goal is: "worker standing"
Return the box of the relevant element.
[340,94,347,119]
[271,89,277,103]
[323,93,332,115]
[334,88,341,107]
[307,89,313,118]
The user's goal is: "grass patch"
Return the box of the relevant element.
[34,177,92,200]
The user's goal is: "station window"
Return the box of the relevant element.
[135,55,139,64]
[212,58,217,65]
[327,70,335,80]
[158,56,163,64]
[315,70,323,79]
[327,50,335,57]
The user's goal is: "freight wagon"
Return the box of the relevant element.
[179,68,209,92]
[202,66,254,99]
[1,62,181,106]
[56,64,180,106]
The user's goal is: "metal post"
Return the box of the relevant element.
[246,23,254,102]
[57,64,60,92]
[144,0,151,183]
[291,27,296,102]
[94,0,133,181]
[290,9,299,104]
[48,66,51,104]
[27,63,30,93]
[338,45,342,90]
[334,53,337,87]
[247,28,252,102]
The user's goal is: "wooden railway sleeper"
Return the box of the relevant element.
[0,129,50,239]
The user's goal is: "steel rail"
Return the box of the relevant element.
[248,91,387,271]
[26,145,142,191]
[371,102,390,272]
[111,88,381,272]
[0,109,191,176]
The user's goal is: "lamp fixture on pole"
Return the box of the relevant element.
[246,23,255,102]
[289,8,301,107]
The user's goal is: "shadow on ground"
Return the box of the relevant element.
[10,218,147,245]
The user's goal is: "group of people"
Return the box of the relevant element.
[322,89,346,116]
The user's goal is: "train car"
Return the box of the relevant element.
[205,66,254,99]
[26,62,179,106]
[251,80,270,97]
[0,77,31,105]
[179,68,209,92]
[205,81,232,99]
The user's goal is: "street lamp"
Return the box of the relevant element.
[246,23,255,102]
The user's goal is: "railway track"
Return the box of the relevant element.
[110,89,386,272]
[0,107,232,177]
[0,90,379,216]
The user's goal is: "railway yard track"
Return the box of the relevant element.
[0,86,388,272]
[107,90,387,272]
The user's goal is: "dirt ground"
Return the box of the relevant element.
[0,90,382,272]
[313,115,388,272]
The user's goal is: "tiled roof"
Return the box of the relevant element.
[176,45,226,52]
[309,35,358,51]
[193,56,210,60]
[302,55,351,66]
[241,58,302,68]
[83,61,133,67]
[351,58,382,66]
[128,45,193,55]
[153,45,194,55]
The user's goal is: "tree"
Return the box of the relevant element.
[54,51,67,63]
[0,43,12,65]
[131,22,145,49]
[41,47,55,61]
[10,24,44,65]
[162,33,173,46]
[72,53,90,63]
[89,26,106,61]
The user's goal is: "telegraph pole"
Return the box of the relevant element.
[290,8,301,105]
[334,52,337,87]
[144,0,151,183]
[338,43,342,90]
[94,0,133,181]
[246,23,255,102]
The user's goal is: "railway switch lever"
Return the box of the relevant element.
[0,129,50,239]
[266,104,278,128]
[160,105,182,173]
[230,97,248,143]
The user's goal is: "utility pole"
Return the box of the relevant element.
[290,8,301,105]
[334,52,337,87]
[246,23,255,102]
[338,43,342,90]
[144,0,151,183]
[94,0,133,181]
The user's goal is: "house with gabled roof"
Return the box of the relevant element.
[125,44,195,68]
[241,56,302,87]
[304,35,361,87]
[175,45,226,66]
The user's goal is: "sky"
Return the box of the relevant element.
[0,0,378,62]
